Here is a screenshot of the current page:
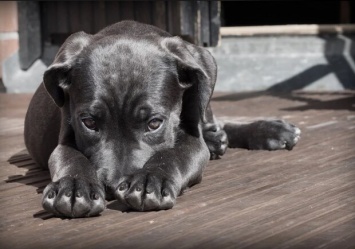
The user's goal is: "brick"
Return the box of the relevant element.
[0,2,18,32]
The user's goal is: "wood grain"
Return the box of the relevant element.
[0,91,354,249]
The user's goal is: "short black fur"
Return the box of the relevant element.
[24,21,301,218]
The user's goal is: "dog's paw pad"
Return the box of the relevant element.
[265,120,301,150]
[115,172,177,211]
[247,120,301,151]
[42,177,105,218]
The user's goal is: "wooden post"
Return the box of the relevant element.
[17,1,41,70]
[209,1,220,47]
[178,1,220,47]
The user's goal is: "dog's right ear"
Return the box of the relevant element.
[43,32,93,107]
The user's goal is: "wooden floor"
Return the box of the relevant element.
[0,91,355,249]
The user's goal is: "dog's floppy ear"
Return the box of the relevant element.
[43,32,93,107]
[161,36,217,123]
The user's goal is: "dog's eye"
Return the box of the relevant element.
[147,118,162,131]
[82,118,97,130]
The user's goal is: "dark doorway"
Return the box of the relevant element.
[221,1,354,27]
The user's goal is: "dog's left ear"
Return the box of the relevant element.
[161,37,217,122]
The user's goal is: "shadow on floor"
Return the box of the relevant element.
[6,149,50,193]
[278,93,355,112]
[6,149,129,219]
[6,149,54,219]
[212,91,355,112]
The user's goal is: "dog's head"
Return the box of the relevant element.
[43,25,216,178]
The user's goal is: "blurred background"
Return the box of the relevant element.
[0,1,354,93]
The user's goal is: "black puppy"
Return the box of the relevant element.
[24,21,300,218]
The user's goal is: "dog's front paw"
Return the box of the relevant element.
[42,176,105,218]
[248,120,301,150]
[203,123,228,159]
[115,170,178,211]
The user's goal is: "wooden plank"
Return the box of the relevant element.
[209,1,220,47]
[56,1,69,34]
[166,1,181,36]
[193,1,201,46]
[105,1,120,26]
[93,1,106,32]
[134,1,152,24]
[45,1,71,45]
[80,1,93,33]
[0,91,355,248]
[200,1,210,47]
[152,1,167,30]
[67,2,81,33]
[119,1,134,21]
[179,1,196,44]
[39,2,49,44]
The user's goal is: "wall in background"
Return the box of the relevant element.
[0,2,18,81]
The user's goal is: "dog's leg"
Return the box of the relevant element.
[42,145,105,218]
[223,119,301,151]
[113,134,209,211]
